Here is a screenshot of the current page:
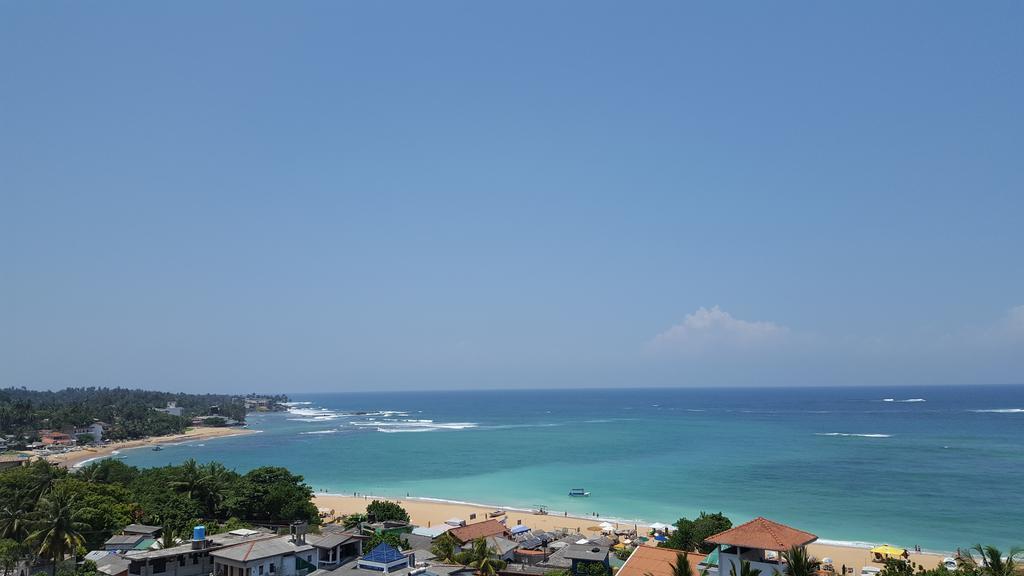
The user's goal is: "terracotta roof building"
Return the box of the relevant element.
[448,520,509,544]
[618,547,706,576]
[706,517,817,551]
[705,517,817,576]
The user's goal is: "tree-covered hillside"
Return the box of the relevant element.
[0,387,249,442]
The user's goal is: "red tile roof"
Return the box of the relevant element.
[705,517,817,551]
[619,547,706,576]
[614,545,704,576]
[448,520,509,543]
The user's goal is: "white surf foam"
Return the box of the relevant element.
[301,429,340,435]
[970,408,1024,413]
[883,398,925,403]
[353,420,477,432]
[816,432,892,438]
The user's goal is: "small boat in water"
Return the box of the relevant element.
[152,445,163,451]
[568,488,590,497]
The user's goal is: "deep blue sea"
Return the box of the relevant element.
[114,386,1024,552]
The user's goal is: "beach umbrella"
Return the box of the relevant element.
[654,535,667,542]
[870,545,906,558]
[649,522,668,531]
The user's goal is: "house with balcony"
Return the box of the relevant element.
[211,534,317,576]
[704,517,817,576]
[308,527,365,569]
[74,421,108,443]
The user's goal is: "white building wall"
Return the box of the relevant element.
[718,552,784,576]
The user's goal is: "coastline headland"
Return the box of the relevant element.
[42,426,259,469]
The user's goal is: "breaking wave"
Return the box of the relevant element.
[970,408,1024,414]
[351,420,478,433]
[882,398,926,403]
[816,432,892,438]
[301,429,340,435]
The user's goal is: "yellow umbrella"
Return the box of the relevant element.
[870,545,906,558]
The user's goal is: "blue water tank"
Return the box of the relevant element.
[193,526,206,541]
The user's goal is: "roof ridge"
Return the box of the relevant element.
[757,518,784,549]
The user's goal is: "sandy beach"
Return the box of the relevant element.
[312,494,948,573]
[41,426,258,468]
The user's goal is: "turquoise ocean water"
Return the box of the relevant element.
[112,386,1024,551]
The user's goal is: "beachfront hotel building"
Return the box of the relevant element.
[704,517,818,576]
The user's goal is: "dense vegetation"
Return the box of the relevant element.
[659,511,732,554]
[365,500,410,523]
[0,388,248,443]
[0,458,319,573]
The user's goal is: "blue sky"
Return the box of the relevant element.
[2,2,1022,392]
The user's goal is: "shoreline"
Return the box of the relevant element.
[311,493,950,572]
[41,426,259,469]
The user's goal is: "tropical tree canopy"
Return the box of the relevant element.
[782,545,819,576]
[366,501,410,523]
[28,486,93,573]
[660,512,732,554]
[960,545,1024,576]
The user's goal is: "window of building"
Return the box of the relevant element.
[179,556,186,567]
[129,564,141,575]
[153,560,166,574]
[269,563,275,574]
[259,566,264,575]
[193,555,199,565]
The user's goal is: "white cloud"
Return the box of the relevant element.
[649,306,789,354]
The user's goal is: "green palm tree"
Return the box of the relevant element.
[28,487,93,576]
[0,491,33,541]
[647,552,708,576]
[729,560,763,576]
[26,461,61,501]
[170,459,204,500]
[343,513,367,530]
[782,546,819,576]
[469,538,506,576]
[961,545,1024,576]
[199,462,233,518]
[431,532,459,564]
